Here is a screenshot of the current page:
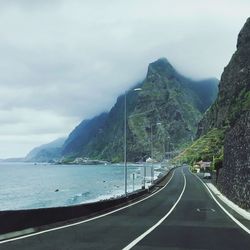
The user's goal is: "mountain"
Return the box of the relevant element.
[176,18,250,209]
[197,19,250,137]
[25,137,66,162]
[62,58,218,162]
[62,113,108,158]
[0,157,25,162]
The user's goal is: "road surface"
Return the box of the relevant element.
[0,166,249,249]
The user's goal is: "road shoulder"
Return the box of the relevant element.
[191,169,250,232]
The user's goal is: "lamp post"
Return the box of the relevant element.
[167,136,170,161]
[156,122,171,162]
[148,122,159,184]
[149,123,153,184]
[150,123,153,161]
[148,122,161,184]
[156,122,165,161]
[124,87,142,196]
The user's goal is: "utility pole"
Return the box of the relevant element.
[124,91,127,197]
[124,88,142,196]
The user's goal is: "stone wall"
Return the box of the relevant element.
[218,111,250,209]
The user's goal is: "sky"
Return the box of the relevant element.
[0,0,249,158]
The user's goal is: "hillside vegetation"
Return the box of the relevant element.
[174,128,224,166]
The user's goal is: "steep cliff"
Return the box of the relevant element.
[62,58,218,162]
[62,113,108,158]
[216,19,250,209]
[177,18,250,209]
[25,138,66,162]
[198,18,250,136]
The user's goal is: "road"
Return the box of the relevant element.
[0,166,249,249]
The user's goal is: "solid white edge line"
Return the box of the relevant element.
[206,183,250,220]
[189,168,250,235]
[122,168,186,250]
[0,169,176,244]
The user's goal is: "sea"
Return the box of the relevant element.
[0,162,164,211]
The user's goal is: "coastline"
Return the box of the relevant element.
[0,167,174,239]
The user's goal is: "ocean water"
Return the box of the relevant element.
[0,162,162,211]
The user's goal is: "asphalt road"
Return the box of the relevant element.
[0,166,249,250]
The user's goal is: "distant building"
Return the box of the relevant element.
[146,157,157,163]
[193,164,200,173]
[197,160,211,171]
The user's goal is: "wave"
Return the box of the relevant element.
[67,191,91,205]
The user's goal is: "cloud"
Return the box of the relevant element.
[0,0,249,157]
[0,108,78,158]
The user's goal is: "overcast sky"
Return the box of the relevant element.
[0,0,249,158]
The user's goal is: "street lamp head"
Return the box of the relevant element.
[134,88,142,91]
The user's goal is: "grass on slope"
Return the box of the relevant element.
[174,128,225,166]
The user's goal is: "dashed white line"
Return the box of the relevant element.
[0,169,176,244]
[123,169,186,250]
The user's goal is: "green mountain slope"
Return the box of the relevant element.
[62,58,218,162]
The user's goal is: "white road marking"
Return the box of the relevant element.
[0,169,176,244]
[206,183,250,220]
[196,208,215,213]
[190,169,250,235]
[123,168,186,250]
[0,228,35,241]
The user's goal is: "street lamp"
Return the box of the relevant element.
[156,122,171,162]
[156,122,165,161]
[124,87,142,196]
[167,136,170,161]
[146,122,160,185]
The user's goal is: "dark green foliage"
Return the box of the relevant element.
[214,157,223,171]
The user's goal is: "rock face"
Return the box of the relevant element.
[198,18,250,208]
[198,18,250,136]
[62,58,218,162]
[219,112,250,209]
